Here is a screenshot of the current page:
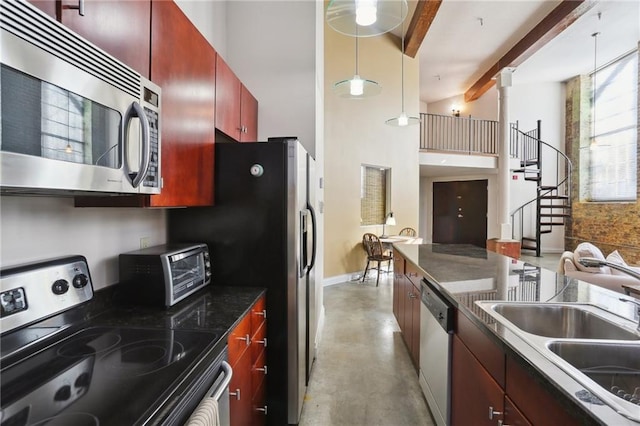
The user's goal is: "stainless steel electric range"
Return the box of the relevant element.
[0,256,230,426]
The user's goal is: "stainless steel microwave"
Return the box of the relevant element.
[119,244,212,308]
[0,1,161,195]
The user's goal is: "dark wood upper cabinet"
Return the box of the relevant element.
[240,84,258,142]
[148,0,216,207]
[215,55,258,143]
[75,0,216,208]
[28,0,151,78]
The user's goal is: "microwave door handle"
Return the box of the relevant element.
[124,101,151,188]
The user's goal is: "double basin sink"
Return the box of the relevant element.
[475,301,640,422]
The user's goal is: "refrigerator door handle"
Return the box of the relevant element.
[299,209,309,278]
[307,203,317,272]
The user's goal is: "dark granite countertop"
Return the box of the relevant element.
[90,285,266,345]
[394,243,639,426]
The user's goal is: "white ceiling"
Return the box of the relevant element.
[417,0,640,105]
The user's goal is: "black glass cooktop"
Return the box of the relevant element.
[0,326,218,426]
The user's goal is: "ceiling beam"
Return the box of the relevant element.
[404,0,442,58]
[464,0,596,102]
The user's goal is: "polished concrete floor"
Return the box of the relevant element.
[299,272,435,426]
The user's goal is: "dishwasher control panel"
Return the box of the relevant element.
[421,279,454,333]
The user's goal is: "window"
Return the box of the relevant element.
[586,51,638,202]
[360,165,390,225]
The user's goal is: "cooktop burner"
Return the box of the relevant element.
[1,326,218,426]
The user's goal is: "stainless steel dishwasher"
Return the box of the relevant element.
[419,278,454,426]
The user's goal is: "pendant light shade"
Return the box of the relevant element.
[333,34,381,99]
[326,0,408,38]
[385,15,419,127]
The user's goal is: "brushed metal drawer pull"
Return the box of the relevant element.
[489,406,502,420]
[256,406,267,415]
[254,309,267,319]
[256,337,267,347]
[255,365,267,375]
[229,389,241,400]
[236,334,250,346]
[64,0,85,16]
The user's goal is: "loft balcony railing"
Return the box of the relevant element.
[420,113,499,156]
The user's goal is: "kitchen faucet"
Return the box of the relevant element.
[578,257,640,281]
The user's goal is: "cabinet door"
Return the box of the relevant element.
[506,356,579,426]
[451,335,504,426]
[410,283,420,368]
[393,254,404,323]
[29,0,151,78]
[239,84,258,142]
[229,350,252,426]
[215,56,242,141]
[402,278,413,349]
[504,396,532,426]
[149,1,216,207]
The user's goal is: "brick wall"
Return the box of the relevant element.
[564,47,640,265]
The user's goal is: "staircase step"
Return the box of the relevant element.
[540,222,566,226]
[525,177,541,182]
[540,230,553,234]
[512,168,541,174]
[540,204,570,209]
[521,160,539,167]
[522,237,537,242]
[540,213,571,218]
[539,185,558,190]
[540,195,569,200]
[521,245,537,251]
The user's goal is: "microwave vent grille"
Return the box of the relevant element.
[0,0,140,98]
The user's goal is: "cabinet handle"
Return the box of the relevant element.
[488,406,502,420]
[255,365,268,375]
[408,292,417,299]
[255,337,267,347]
[64,0,85,16]
[497,421,510,426]
[254,309,267,319]
[236,334,250,346]
[229,388,241,400]
[256,406,268,415]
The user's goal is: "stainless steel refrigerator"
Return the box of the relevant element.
[168,137,317,425]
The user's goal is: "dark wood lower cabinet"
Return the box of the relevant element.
[453,310,581,426]
[229,348,252,426]
[452,335,504,426]
[392,252,420,369]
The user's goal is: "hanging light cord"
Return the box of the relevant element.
[355,27,359,75]
[400,19,405,111]
[592,31,599,141]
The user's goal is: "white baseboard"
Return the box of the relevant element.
[323,273,362,286]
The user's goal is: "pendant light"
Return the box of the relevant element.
[326,0,408,38]
[386,17,419,127]
[333,30,381,98]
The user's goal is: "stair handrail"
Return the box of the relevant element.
[510,126,573,245]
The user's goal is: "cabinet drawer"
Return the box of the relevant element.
[251,321,267,364]
[251,373,267,425]
[405,262,423,286]
[251,349,267,396]
[456,310,505,387]
[228,313,251,365]
[250,295,267,334]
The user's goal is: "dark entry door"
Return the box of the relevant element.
[433,180,488,247]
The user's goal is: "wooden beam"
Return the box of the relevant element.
[464,0,596,102]
[404,0,442,58]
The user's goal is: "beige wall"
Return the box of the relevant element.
[324,28,420,280]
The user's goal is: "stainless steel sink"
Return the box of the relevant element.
[547,341,640,414]
[491,303,640,340]
[475,301,640,422]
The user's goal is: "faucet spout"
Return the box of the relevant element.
[578,257,640,281]
[619,298,640,332]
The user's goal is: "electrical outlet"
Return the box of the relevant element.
[140,237,150,249]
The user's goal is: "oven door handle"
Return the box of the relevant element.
[211,361,233,401]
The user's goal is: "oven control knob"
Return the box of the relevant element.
[52,279,69,295]
[73,274,89,288]
[54,385,71,401]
